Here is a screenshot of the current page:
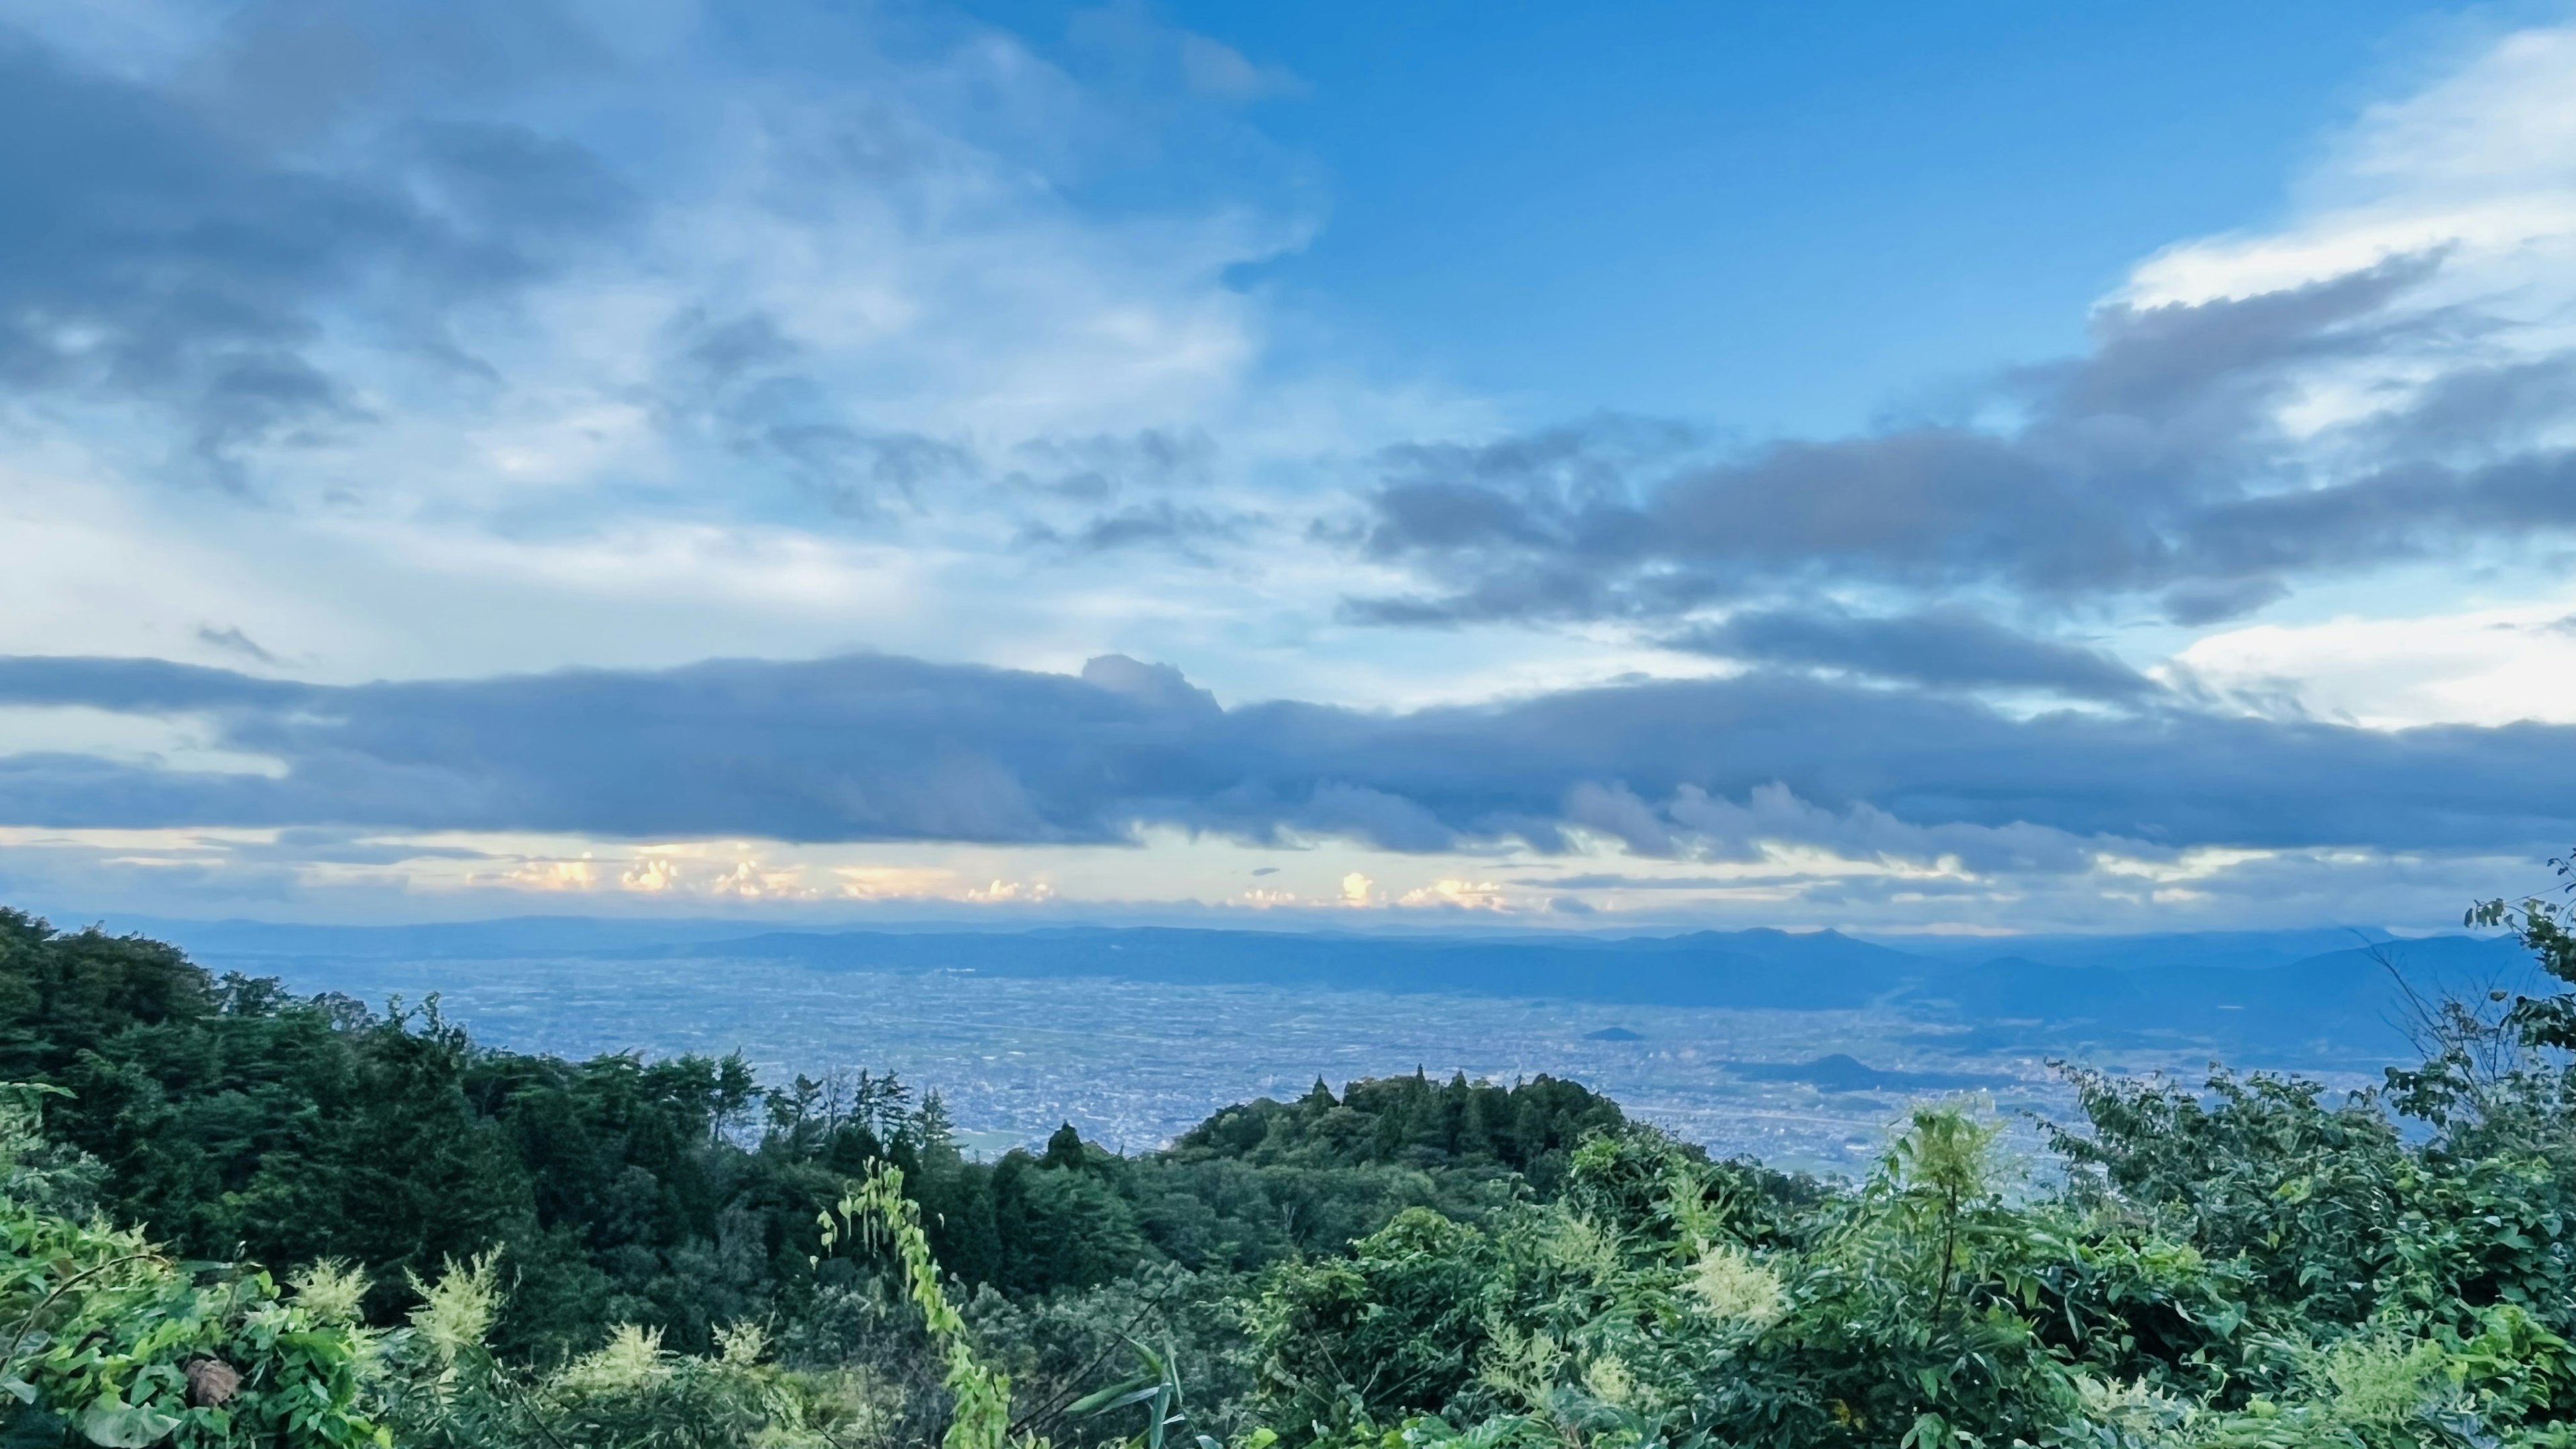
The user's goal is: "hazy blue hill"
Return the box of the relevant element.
[1599,926,1912,968]
[1900,934,2542,1063]
[86,913,802,959]
[1728,1053,2010,1093]
[1879,928,2405,972]
[625,926,2532,1055]
[1909,955,2127,1020]
[70,912,2542,1073]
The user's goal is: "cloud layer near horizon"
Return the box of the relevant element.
[6,652,2571,871]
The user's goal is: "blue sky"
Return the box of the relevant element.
[991,0,2499,429]
[5,0,2576,931]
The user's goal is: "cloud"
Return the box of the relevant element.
[1,652,2571,865]
[0,0,1415,727]
[1533,873,1790,892]
[240,828,495,867]
[655,307,985,517]
[1019,500,1259,555]
[2167,601,2576,730]
[0,16,632,487]
[1350,258,2576,626]
[194,625,280,666]
[0,657,311,712]
[1177,34,1303,101]
[0,0,1320,533]
[2125,23,2576,315]
[1664,607,2152,699]
[1061,3,1306,105]
[1338,20,2576,645]
[1006,429,1221,500]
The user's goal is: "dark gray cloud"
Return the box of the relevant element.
[0,13,629,486]
[1,652,2569,862]
[1018,500,1259,555]
[2357,355,2576,460]
[1078,503,1241,550]
[1664,608,2152,698]
[195,626,281,666]
[0,657,313,712]
[1350,260,2576,626]
[650,400,1240,535]
[1007,430,1220,500]
[2159,577,2291,627]
[657,309,980,515]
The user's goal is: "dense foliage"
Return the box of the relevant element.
[6,857,2576,1446]
[0,910,1608,1351]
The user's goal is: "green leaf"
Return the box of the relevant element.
[78,1398,182,1448]
[1067,1377,1161,1415]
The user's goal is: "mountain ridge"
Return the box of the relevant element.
[75,912,2543,1065]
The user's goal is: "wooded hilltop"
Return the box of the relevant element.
[8,860,2576,1448]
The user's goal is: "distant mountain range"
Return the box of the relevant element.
[71,913,2549,1069]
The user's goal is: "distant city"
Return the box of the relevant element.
[101,914,2534,1171]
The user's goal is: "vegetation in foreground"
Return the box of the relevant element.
[5,861,2576,1447]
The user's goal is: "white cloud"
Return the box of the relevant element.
[0,0,1513,705]
[2171,599,2576,728]
[0,818,2532,935]
[2116,19,2576,458]
[2128,23,2576,314]
[2086,15,2576,727]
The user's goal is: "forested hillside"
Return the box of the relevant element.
[9,869,2576,1448]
